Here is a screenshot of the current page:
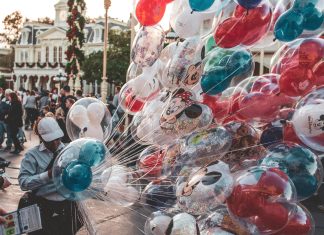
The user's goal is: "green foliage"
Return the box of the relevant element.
[0,76,6,89]
[82,30,131,85]
[0,50,14,70]
[0,11,23,45]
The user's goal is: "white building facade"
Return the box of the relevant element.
[12,0,128,92]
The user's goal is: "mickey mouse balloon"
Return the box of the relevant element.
[66,98,112,141]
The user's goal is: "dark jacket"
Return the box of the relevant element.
[5,100,23,128]
[0,99,10,121]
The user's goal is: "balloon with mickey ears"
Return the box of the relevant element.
[66,98,112,142]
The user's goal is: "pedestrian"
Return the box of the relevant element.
[1,89,13,151]
[61,86,76,116]
[38,90,50,115]
[75,90,83,100]
[24,90,38,130]
[65,98,75,114]
[18,117,83,235]
[5,92,24,154]
[0,87,4,101]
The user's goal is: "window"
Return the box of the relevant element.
[25,51,28,62]
[20,51,24,62]
[37,51,41,63]
[95,29,101,42]
[45,47,49,62]
[59,47,62,63]
[36,31,41,44]
[53,47,57,63]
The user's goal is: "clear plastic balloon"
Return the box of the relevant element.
[176,160,234,215]
[145,211,173,235]
[131,26,165,68]
[292,86,324,152]
[166,213,200,235]
[100,165,141,206]
[227,166,297,234]
[160,88,213,138]
[214,0,272,48]
[137,146,165,179]
[274,0,324,42]
[272,203,315,235]
[161,36,204,90]
[198,205,249,234]
[200,46,254,96]
[119,72,161,115]
[53,138,109,201]
[141,179,177,209]
[130,91,175,146]
[260,142,323,201]
[66,98,112,141]
[126,62,143,81]
[222,121,266,171]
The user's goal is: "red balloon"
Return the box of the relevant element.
[314,61,324,86]
[298,39,324,68]
[254,202,289,232]
[257,168,289,196]
[214,17,246,48]
[227,184,262,218]
[138,151,165,176]
[273,205,313,235]
[283,123,305,146]
[279,66,316,97]
[163,0,174,3]
[136,0,166,26]
[202,94,230,122]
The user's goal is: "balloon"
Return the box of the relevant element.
[79,139,107,167]
[172,10,203,38]
[274,9,304,42]
[292,87,324,152]
[260,143,323,201]
[62,160,92,192]
[215,2,272,48]
[279,66,316,97]
[201,66,232,95]
[302,4,324,31]
[226,49,254,77]
[177,160,233,215]
[137,146,165,178]
[189,0,215,12]
[237,0,262,9]
[131,26,165,68]
[315,61,324,86]
[135,0,166,26]
[166,213,200,235]
[204,35,217,54]
[273,204,315,235]
[66,98,112,141]
[141,180,177,209]
[145,211,173,235]
[126,62,143,81]
[227,167,297,234]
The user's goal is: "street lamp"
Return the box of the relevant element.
[101,0,111,103]
[54,69,67,89]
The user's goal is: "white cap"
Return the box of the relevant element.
[5,89,13,95]
[38,117,64,142]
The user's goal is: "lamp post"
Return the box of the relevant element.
[54,69,68,90]
[101,0,111,103]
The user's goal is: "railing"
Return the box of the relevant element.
[15,62,66,69]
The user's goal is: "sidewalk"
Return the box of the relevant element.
[0,130,324,234]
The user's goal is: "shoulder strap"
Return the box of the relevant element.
[44,149,60,172]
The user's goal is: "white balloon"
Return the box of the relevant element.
[172,10,203,38]
[70,105,89,130]
[87,102,105,123]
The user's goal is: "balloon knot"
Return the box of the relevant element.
[273,38,277,42]
[191,10,194,14]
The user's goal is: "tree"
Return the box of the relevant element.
[82,30,131,85]
[37,17,54,25]
[0,11,23,45]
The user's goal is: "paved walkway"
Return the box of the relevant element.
[0,130,324,235]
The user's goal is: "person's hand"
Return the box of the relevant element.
[1,177,11,189]
[0,207,7,224]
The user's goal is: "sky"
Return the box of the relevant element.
[0,0,133,31]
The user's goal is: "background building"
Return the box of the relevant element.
[11,0,128,91]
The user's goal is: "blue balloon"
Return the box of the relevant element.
[79,140,106,167]
[237,0,262,9]
[226,50,253,77]
[62,161,92,192]
[274,10,304,42]
[260,126,283,147]
[201,67,233,95]
[260,144,323,201]
[189,0,215,12]
[302,6,324,31]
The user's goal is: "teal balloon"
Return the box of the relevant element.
[274,10,304,42]
[62,161,92,192]
[201,67,233,95]
[302,6,324,31]
[218,55,231,66]
[226,50,253,77]
[293,0,318,9]
[79,140,106,167]
[205,35,217,54]
[189,0,215,12]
